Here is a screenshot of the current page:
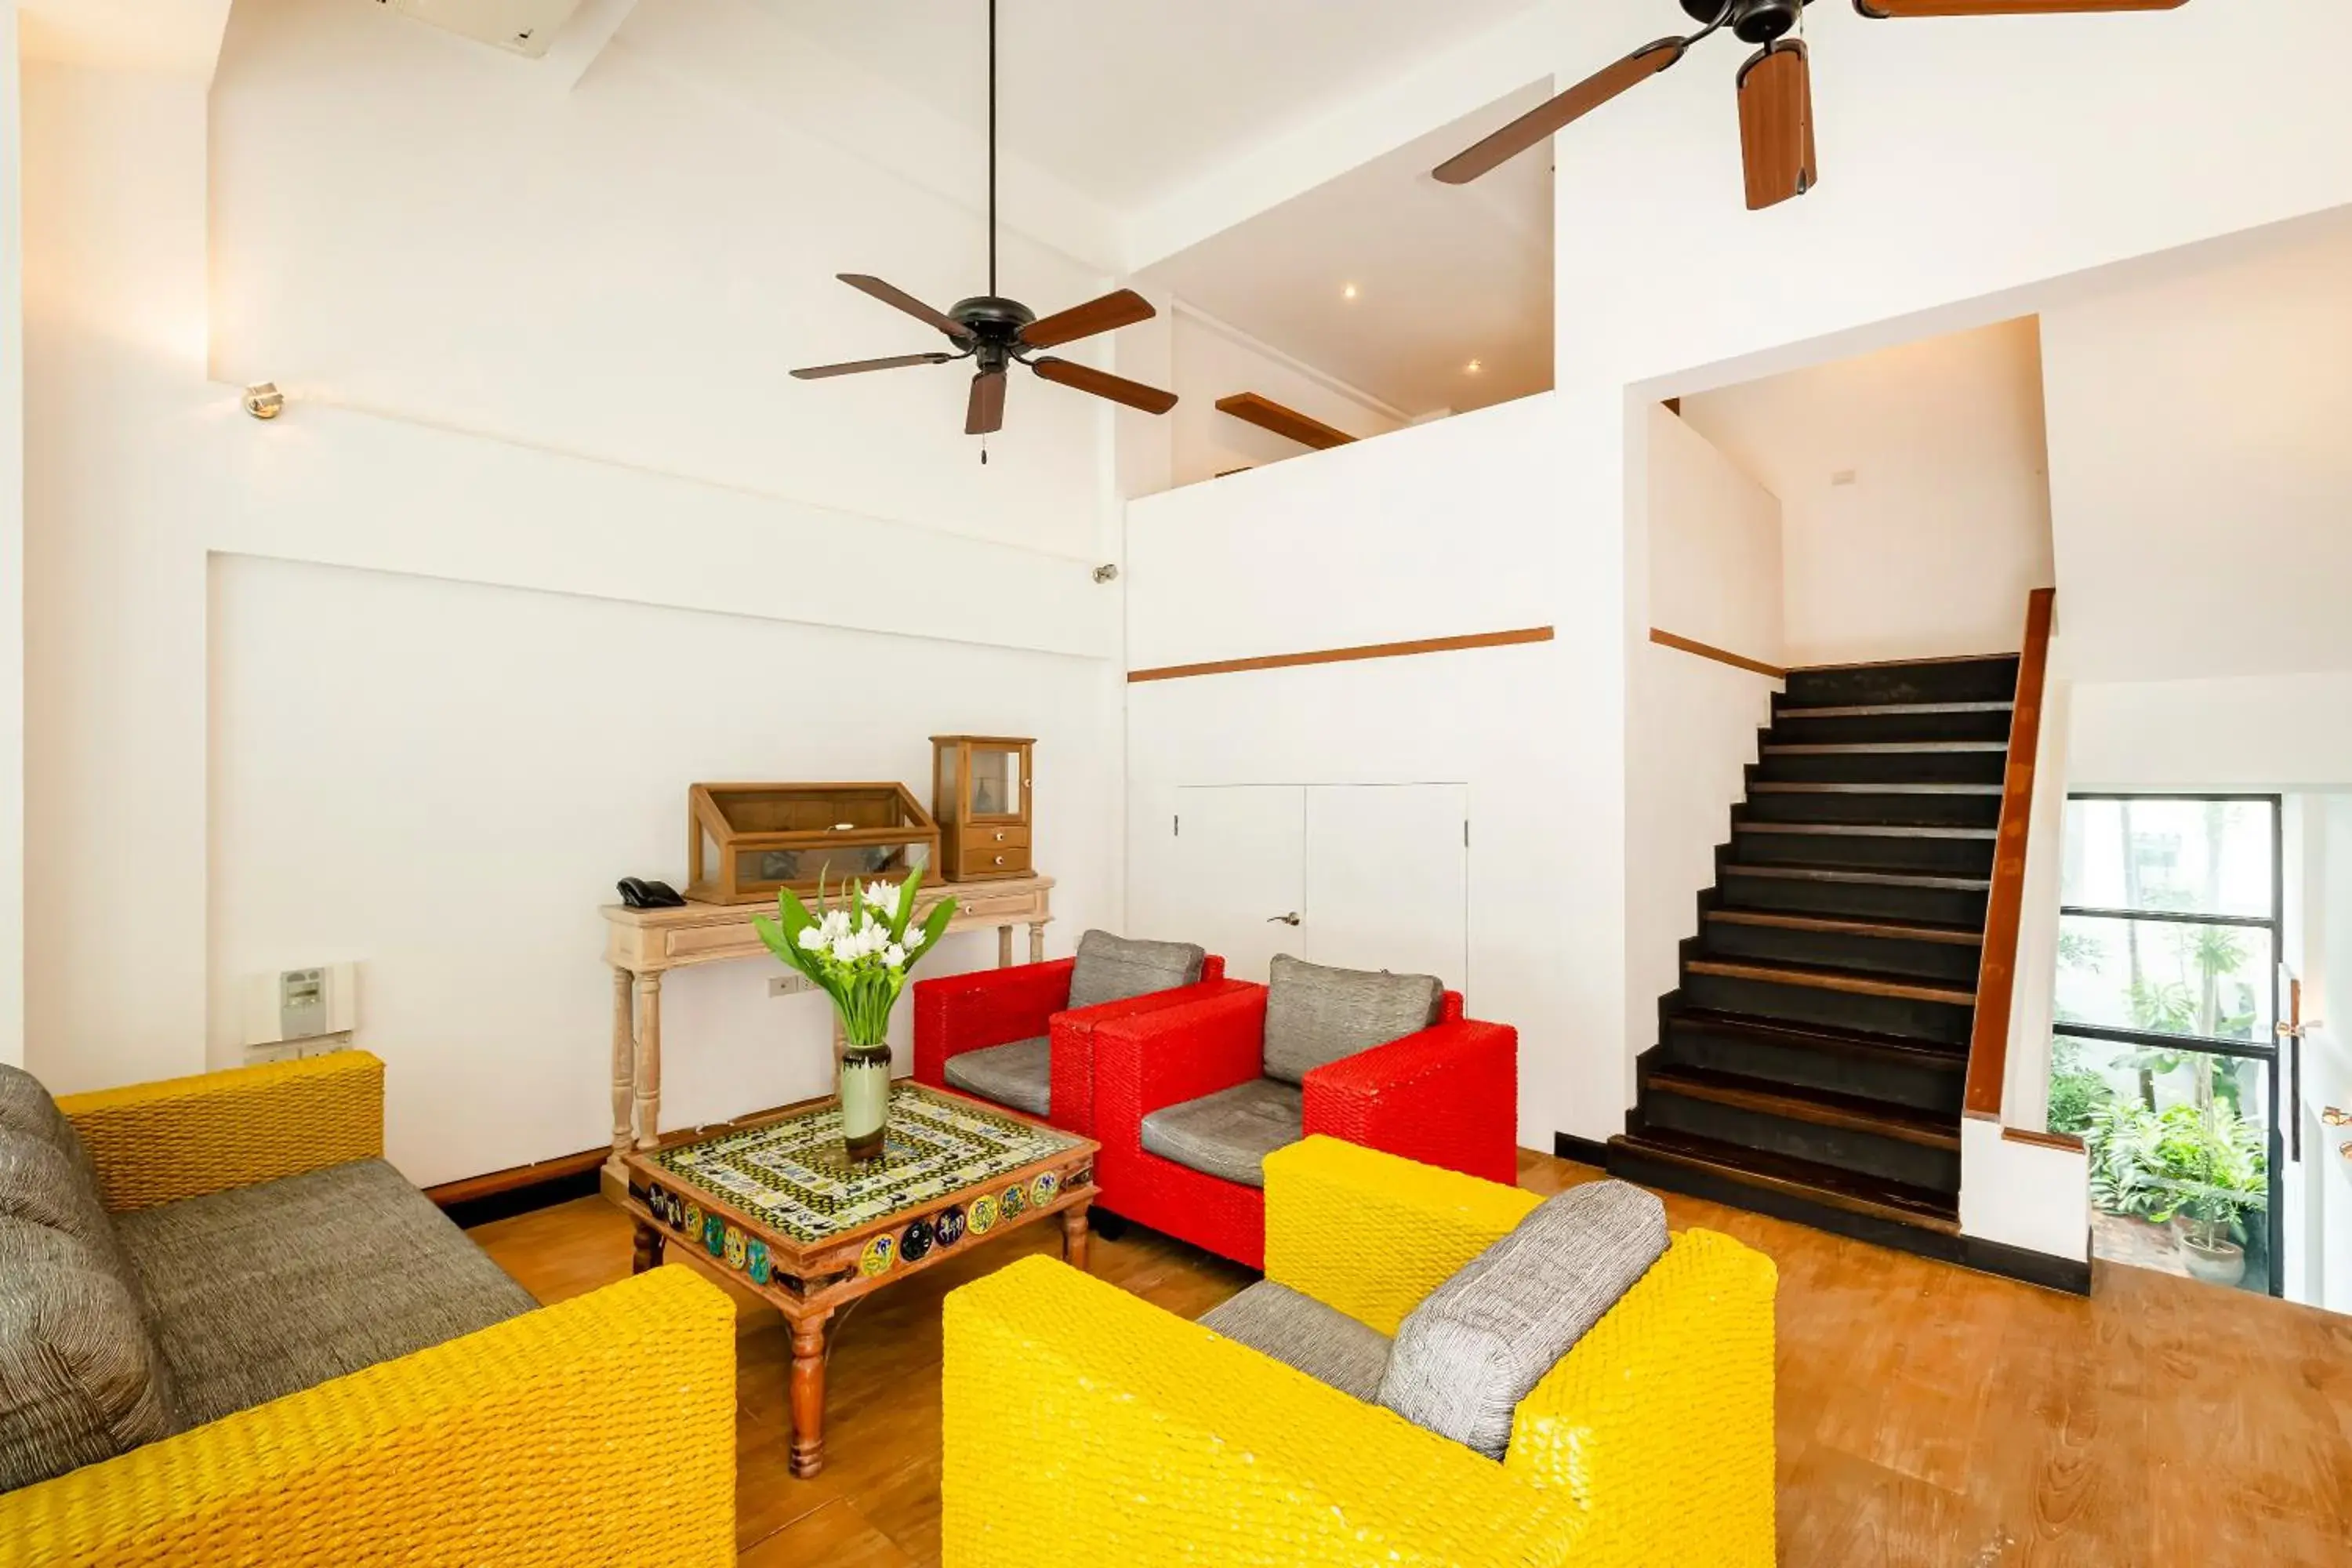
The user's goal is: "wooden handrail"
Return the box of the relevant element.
[1214,393,1356,451]
[1963,586,2056,1121]
[1649,628,1788,679]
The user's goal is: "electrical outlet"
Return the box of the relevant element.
[769,974,816,997]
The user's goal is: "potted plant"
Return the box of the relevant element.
[2147,1103,2267,1288]
[753,869,956,1163]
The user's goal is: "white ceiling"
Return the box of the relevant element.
[1138,86,1555,418]
[760,0,1545,212]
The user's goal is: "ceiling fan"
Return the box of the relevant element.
[1432,0,2190,211]
[789,0,1177,448]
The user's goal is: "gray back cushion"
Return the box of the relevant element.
[0,1128,139,1301]
[1261,955,1443,1086]
[1066,929,1207,1010]
[1375,1179,1668,1459]
[0,1216,177,1491]
[0,1063,104,1206]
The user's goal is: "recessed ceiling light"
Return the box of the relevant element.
[1465,358,1483,375]
[1342,283,1359,300]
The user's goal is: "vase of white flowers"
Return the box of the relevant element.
[753,867,956,1163]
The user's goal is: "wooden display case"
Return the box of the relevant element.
[931,736,1034,883]
[684,782,939,906]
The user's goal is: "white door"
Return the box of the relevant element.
[1304,784,1471,996]
[1155,786,1308,984]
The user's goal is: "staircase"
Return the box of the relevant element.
[1610,652,2021,1261]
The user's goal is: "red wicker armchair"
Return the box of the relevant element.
[1090,978,1518,1269]
[913,950,1234,1135]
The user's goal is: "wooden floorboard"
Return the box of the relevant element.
[469,1148,2352,1566]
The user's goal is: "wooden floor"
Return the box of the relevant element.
[469,1149,2352,1566]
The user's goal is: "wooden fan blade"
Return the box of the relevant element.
[790,352,953,380]
[1858,0,2187,16]
[966,369,1007,435]
[1020,289,1156,350]
[1738,41,1817,211]
[1433,38,1686,185]
[839,274,975,340]
[1030,358,1178,416]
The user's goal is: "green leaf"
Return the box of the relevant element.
[890,864,926,942]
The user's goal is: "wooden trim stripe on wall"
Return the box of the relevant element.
[1127,626,1553,684]
[1649,627,1788,680]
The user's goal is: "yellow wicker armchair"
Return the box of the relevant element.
[2,1051,737,1568]
[942,1136,1777,1568]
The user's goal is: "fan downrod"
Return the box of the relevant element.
[1682,0,1810,45]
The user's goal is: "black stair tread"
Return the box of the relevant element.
[1611,1126,1962,1230]
[1749,782,2003,795]
[1684,958,1976,1007]
[1668,1006,1969,1070]
[1762,742,2009,755]
[1705,909,1985,946]
[1735,822,1998,840]
[1722,864,1991,891]
[1773,701,2013,718]
[1788,653,2019,673]
[1644,1065,1962,1149]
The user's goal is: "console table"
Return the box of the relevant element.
[601,873,1054,1174]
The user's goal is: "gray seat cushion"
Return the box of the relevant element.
[1261,955,1443,1086]
[1066,929,1207,1010]
[1376,1178,1668,1459]
[942,1036,1052,1118]
[1139,1078,1303,1188]
[0,1216,177,1491]
[118,1159,536,1426]
[1200,1280,1393,1402]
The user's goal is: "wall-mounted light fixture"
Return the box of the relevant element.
[243,383,285,420]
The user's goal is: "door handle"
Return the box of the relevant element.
[1266,912,1301,927]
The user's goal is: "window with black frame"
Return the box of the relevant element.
[2045,795,2282,1295]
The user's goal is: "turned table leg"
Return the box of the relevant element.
[632,1219,664,1275]
[1028,921,1046,964]
[1062,1201,1091,1272]
[788,1312,832,1479]
[632,971,663,1152]
[609,967,636,1174]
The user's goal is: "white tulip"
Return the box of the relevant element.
[797,928,825,952]
[883,943,907,968]
[863,881,897,913]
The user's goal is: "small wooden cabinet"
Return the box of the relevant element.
[685,782,940,905]
[931,736,1034,883]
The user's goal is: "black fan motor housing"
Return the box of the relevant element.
[1682,0,1811,45]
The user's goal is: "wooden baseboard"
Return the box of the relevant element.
[428,1148,608,1229]
[1552,1131,1612,1169]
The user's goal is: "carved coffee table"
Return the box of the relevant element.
[615,1080,1097,1478]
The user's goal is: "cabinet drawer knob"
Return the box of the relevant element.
[994,855,1007,866]
[994,832,1006,841]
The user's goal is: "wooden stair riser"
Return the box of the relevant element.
[1699,917,1984,986]
[1635,1080,1963,1193]
[1608,1132,1967,1263]
[1730,825,1998,879]
[1657,1017,1967,1115]
[1718,866,1991,928]
[1742,786,2004,830]
[1768,707,2015,746]
[1752,747,2009,786]
[1780,656,2022,710]
[1678,969,1976,1047]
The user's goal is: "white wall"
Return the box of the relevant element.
[211,556,1116,1187]
[0,0,22,1070]
[16,0,1135,1189]
[1677,318,2053,667]
[2312,797,2352,1316]
[1125,394,1587,1148]
[1627,405,1783,1101]
[2042,216,2352,684]
[1165,307,1404,490]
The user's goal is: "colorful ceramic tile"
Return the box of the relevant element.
[703,1214,725,1257]
[746,1239,772,1286]
[859,1234,896,1277]
[1000,1183,1029,1220]
[902,1218,935,1264]
[724,1225,746,1269]
[1030,1171,1059,1208]
[935,1205,966,1247]
[969,1195,998,1236]
[642,1083,1089,1245]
